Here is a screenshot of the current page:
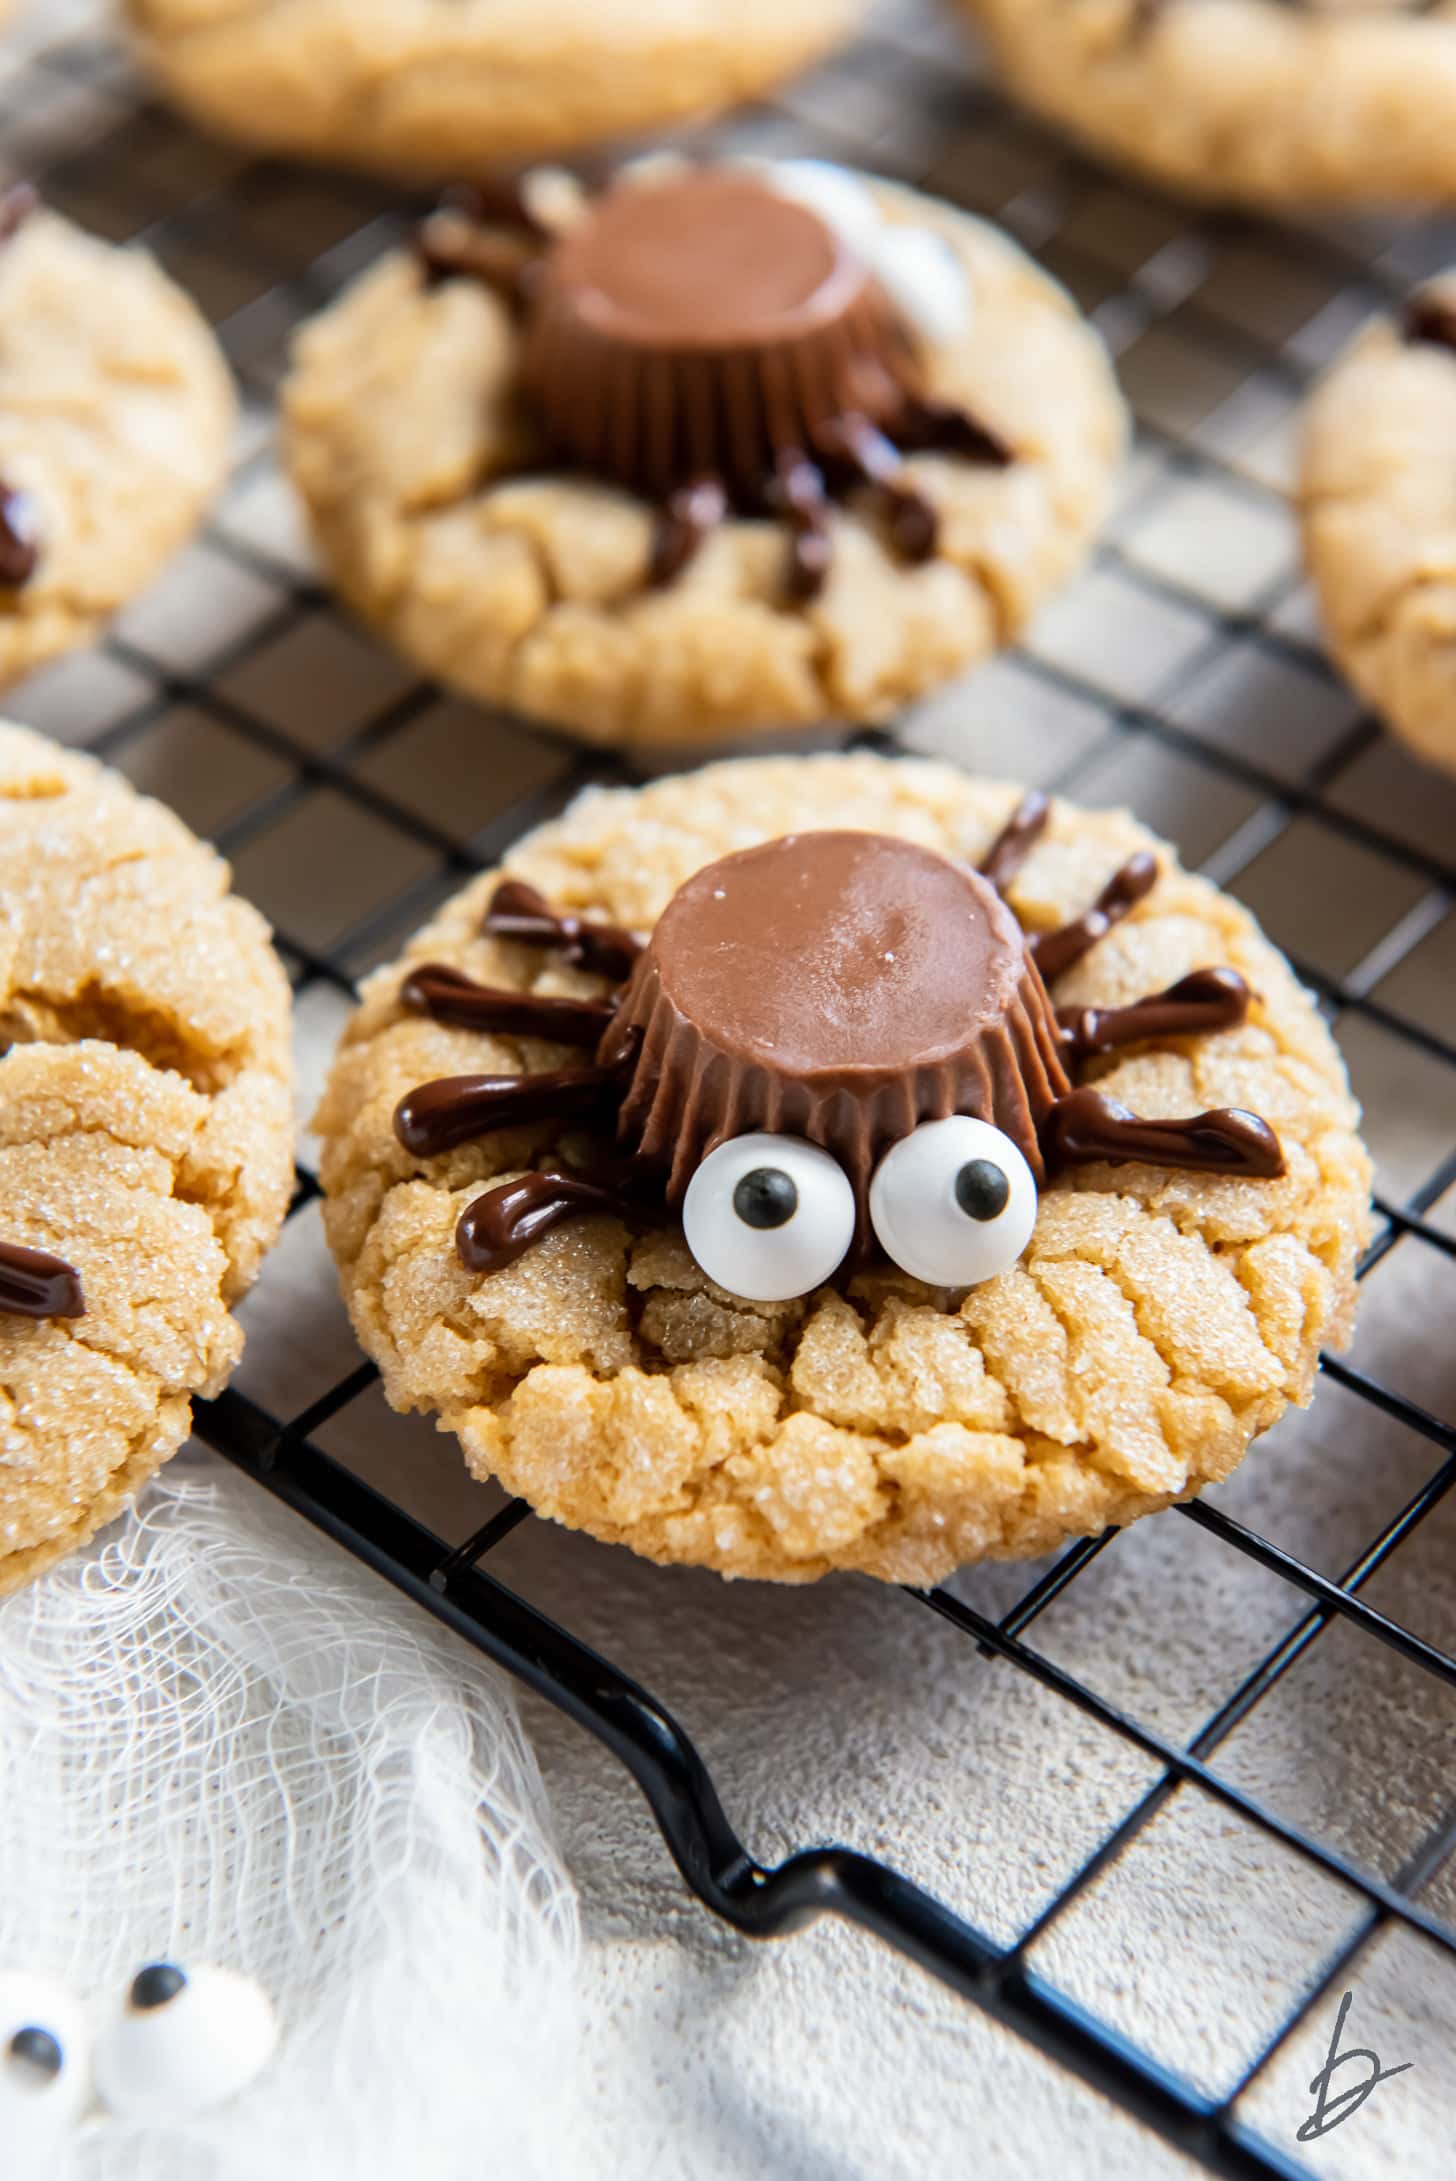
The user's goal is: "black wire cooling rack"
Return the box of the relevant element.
[12,5,1456,2176]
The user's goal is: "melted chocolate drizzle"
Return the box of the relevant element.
[402,961,614,1047]
[457,1167,649,1273]
[978,792,1051,893]
[0,485,39,590]
[1057,966,1250,1063]
[1404,289,1456,353]
[0,189,40,592]
[1042,1086,1284,1179]
[416,181,547,300]
[484,879,642,980]
[778,453,835,602]
[650,478,729,589]
[1031,853,1160,984]
[394,1065,623,1159]
[0,1240,85,1320]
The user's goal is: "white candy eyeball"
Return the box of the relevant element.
[870,1116,1037,1288]
[682,1132,856,1302]
[864,225,973,346]
[761,159,883,251]
[0,1970,91,2171]
[94,1962,278,2122]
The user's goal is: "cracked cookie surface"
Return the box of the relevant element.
[963,0,1456,208]
[0,208,234,688]
[122,0,862,178]
[0,725,293,1593]
[316,752,1370,1585]
[1300,283,1456,774]
[282,183,1125,748]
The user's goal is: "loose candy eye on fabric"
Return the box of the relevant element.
[0,1960,278,2162]
[0,1971,92,2165]
[95,1961,279,2123]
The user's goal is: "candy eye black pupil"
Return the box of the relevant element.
[7,2027,62,2078]
[733,1167,798,1229]
[955,1158,1010,1222]
[130,1963,187,2011]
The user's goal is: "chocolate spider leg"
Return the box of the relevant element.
[830,414,939,561]
[897,394,1013,469]
[416,219,541,302]
[978,791,1050,893]
[776,450,835,602]
[484,879,642,979]
[0,1240,85,1320]
[1030,852,1159,983]
[394,1064,625,1158]
[1041,1086,1284,1180]
[457,1167,651,1273]
[401,963,615,1047]
[649,476,728,588]
[1057,967,1250,1064]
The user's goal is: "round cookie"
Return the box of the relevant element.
[315,752,1371,1587]
[0,725,293,1594]
[0,194,235,688]
[961,0,1456,208]
[283,162,1125,749]
[1300,281,1456,774]
[121,0,862,180]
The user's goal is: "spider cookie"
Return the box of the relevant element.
[0,725,293,1594]
[316,753,1371,1585]
[1300,280,1456,774]
[962,0,1456,208]
[0,187,234,689]
[284,161,1125,747]
[122,0,862,180]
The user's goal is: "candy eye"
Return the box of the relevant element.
[682,1132,856,1301]
[0,1971,91,2156]
[94,1962,278,2122]
[869,1116,1037,1287]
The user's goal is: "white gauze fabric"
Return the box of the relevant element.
[0,1450,581,2181]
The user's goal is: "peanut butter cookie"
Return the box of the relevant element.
[122,0,863,179]
[0,191,234,689]
[962,0,1456,208]
[316,752,1370,1586]
[0,726,293,1593]
[1300,278,1456,774]
[284,161,1125,748]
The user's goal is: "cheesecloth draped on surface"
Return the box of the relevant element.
[0,1450,581,2181]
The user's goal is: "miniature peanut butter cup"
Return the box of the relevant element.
[522,169,913,507]
[598,830,1070,1208]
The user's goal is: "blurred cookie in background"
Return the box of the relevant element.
[959,0,1456,207]
[0,186,234,689]
[121,0,864,179]
[283,160,1126,749]
[1300,278,1456,775]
